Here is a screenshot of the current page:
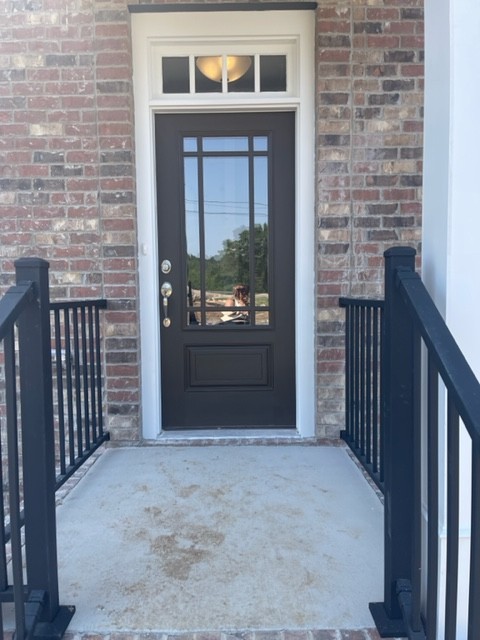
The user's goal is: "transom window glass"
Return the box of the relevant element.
[161,54,287,95]
[183,135,271,327]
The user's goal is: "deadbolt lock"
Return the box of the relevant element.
[161,259,172,274]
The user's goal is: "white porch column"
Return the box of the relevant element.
[423,0,480,637]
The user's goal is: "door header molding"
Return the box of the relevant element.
[129,3,317,13]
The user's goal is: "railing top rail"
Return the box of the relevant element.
[0,282,35,342]
[397,267,480,445]
[339,296,384,308]
[50,299,107,311]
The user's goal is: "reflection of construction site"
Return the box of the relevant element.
[188,289,270,325]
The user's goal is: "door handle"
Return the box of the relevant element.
[161,281,173,327]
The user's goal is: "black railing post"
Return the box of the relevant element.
[370,246,420,637]
[15,258,74,632]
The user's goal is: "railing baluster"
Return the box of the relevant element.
[425,354,439,637]
[360,306,366,456]
[365,305,372,465]
[80,306,91,450]
[5,328,26,639]
[353,303,360,447]
[445,397,459,639]
[372,305,379,475]
[94,305,104,437]
[468,439,480,639]
[345,307,352,438]
[345,304,352,443]
[378,305,384,484]
[63,307,75,467]
[54,307,67,477]
[72,307,83,458]
[88,305,98,442]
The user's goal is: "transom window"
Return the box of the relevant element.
[150,39,298,99]
[161,54,287,94]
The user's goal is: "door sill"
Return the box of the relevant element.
[144,428,317,445]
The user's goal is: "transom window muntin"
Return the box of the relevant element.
[162,54,286,94]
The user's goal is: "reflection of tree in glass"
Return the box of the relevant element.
[186,224,268,295]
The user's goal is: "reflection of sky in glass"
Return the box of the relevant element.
[253,136,268,151]
[254,156,268,223]
[202,137,249,152]
[184,157,200,259]
[204,156,248,259]
[183,143,268,258]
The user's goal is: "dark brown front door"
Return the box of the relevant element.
[155,112,295,429]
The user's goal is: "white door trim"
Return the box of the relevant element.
[131,9,316,438]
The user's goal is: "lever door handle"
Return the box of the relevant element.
[161,282,173,327]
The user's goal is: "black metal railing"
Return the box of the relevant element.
[0,258,75,638]
[370,247,480,640]
[51,299,108,490]
[339,297,384,492]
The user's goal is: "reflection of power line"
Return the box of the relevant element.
[185,198,267,209]
[186,209,268,218]
[185,200,268,217]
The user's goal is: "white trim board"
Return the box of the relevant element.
[131,10,316,439]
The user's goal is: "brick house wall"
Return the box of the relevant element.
[315,2,423,435]
[0,0,423,441]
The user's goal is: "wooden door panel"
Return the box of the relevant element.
[155,112,295,429]
[186,345,271,388]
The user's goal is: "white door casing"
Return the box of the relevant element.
[131,8,316,438]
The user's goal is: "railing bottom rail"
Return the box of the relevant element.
[55,432,109,491]
[341,430,384,494]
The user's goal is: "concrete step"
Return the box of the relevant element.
[59,630,397,640]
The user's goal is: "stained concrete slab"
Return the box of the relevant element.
[54,445,383,634]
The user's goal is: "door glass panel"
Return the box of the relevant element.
[254,156,269,324]
[260,55,287,92]
[184,156,201,321]
[183,138,197,152]
[203,155,249,321]
[253,136,268,152]
[194,57,221,93]
[202,137,249,152]
[228,60,254,93]
[182,134,271,327]
[162,57,190,94]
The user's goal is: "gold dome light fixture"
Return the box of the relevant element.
[196,55,252,83]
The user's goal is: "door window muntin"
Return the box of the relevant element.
[183,132,272,328]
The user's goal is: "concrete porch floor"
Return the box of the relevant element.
[52,444,384,636]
